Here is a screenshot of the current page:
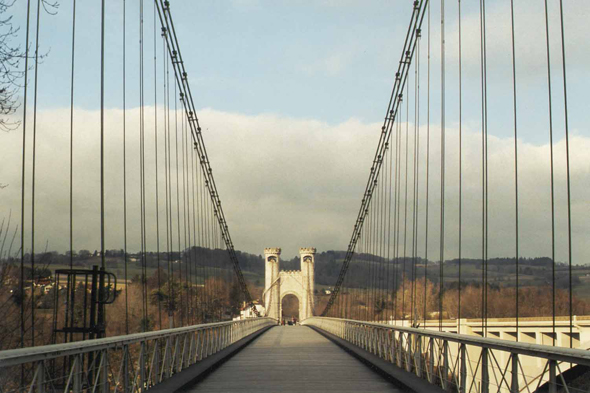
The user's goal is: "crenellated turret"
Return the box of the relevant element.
[263,247,315,322]
[300,248,316,320]
[263,248,281,321]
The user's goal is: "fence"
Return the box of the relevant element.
[303,317,590,393]
[0,317,275,393]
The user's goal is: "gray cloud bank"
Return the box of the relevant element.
[0,107,588,262]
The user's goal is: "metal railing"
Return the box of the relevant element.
[0,318,275,393]
[303,317,590,393]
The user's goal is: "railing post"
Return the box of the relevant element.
[180,334,187,370]
[101,349,109,393]
[174,336,181,371]
[140,342,146,392]
[397,332,403,368]
[201,330,206,360]
[358,324,362,347]
[121,346,128,391]
[406,333,413,372]
[510,353,519,393]
[216,327,221,352]
[214,328,219,354]
[204,329,210,358]
[36,361,45,393]
[389,330,394,363]
[428,338,434,384]
[549,360,557,393]
[210,328,214,356]
[164,337,171,379]
[415,334,422,378]
[186,333,192,368]
[361,326,366,351]
[74,354,82,393]
[222,326,226,349]
[224,326,228,349]
[442,340,449,391]
[154,341,160,386]
[195,331,202,362]
[481,348,489,393]
[188,333,194,368]
[460,343,466,393]
[381,329,387,359]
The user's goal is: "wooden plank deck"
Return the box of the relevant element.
[187,325,400,392]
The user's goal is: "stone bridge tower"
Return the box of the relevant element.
[263,247,316,322]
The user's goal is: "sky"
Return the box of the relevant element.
[0,0,588,262]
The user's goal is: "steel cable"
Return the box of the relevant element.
[543,0,557,346]
[509,0,520,336]
[19,0,33,357]
[153,0,162,330]
[457,0,462,331]
[30,0,43,346]
[122,0,129,336]
[423,1,431,329]
[557,0,573,349]
[438,0,446,333]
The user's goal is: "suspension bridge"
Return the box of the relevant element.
[0,0,588,392]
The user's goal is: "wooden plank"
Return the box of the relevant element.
[187,326,400,392]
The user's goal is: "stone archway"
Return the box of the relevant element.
[263,247,315,322]
[280,292,301,321]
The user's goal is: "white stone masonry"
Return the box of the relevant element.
[263,247,316,322]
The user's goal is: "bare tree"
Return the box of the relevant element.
[0,0,58,189]
[0,0,29,133]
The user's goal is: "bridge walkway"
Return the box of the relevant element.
[186,325,400,392]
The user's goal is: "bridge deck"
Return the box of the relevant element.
[187,325,398,392]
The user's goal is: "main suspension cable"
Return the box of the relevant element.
[122,0,129,334]
[19,0,33,355]
[153,0,162,330]
[322,0,429,316]
[154,1,259,315]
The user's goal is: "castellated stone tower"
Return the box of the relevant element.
[263,248,281,321]
[263,247,316,322]
[300,247,316,321]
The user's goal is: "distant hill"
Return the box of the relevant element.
[5,248,589,298]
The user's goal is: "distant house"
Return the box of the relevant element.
[233,302,265,320]
[128,254,141,263]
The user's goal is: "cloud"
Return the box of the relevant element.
[0,106,588,263]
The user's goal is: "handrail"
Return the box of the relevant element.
[305,317,590,366]
[0,318,275,368]
[305,317,590,392]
